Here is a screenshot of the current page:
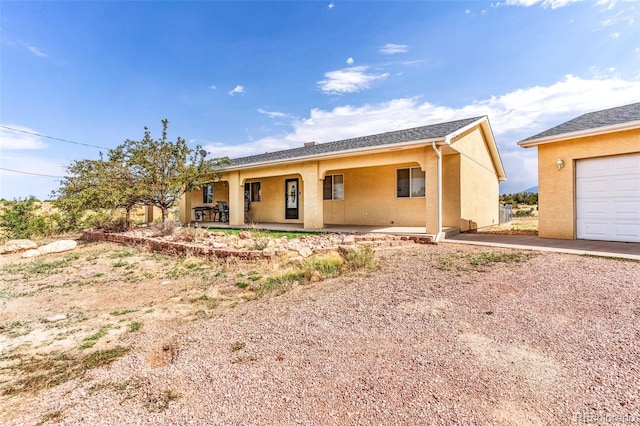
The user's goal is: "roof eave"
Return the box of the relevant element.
[448,116,507,182]
[518,120,640,148]
[221,137,447,171]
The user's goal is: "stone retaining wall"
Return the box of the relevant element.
[81,230,434,261]
[81,230,275,260]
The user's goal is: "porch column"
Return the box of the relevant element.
[425,146,440,237]
[227,171,244,226]
[300,162,324,229]
[179,194,192,224]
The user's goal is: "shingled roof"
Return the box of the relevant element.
[520,102,640,144]
[226,116,484,167]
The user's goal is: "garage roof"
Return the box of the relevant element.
[519,102,640,148]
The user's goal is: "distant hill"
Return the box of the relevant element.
[521,186,538,194]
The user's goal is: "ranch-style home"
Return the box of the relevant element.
[180,116,506,240]
[518,102,640,243]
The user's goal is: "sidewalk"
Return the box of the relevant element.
[444,233,640,261]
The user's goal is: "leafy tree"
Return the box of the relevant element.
[53,150,141,230]
[121,119,229,222]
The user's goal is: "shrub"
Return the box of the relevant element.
[86,211,129,232]
[0,197,52,240]
[342,245,377,272]
[150,221,179,237]
[177,226,209,243]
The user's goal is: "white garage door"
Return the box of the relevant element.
[576,153,640,242]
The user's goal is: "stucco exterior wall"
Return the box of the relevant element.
[537,128,640,239]
[323,163,426,226]
[245,174,304,224]
[442,154,461,228]
[454,128,500,231]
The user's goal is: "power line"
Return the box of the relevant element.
[0,167,64,178]
[0,125,110,150]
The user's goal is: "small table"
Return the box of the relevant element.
[192,206,214,221]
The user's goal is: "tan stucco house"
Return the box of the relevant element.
[180,116,506,240]
[518,102,640,243]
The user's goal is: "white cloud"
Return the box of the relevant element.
[209,85,217,90]
[0,125,48,150]
[26,45,47,58]
[610,32,621,38]
[497,0,585,8]
[346,57,354,65]
[258,108,292,119]
[228,85,245,96]
[379,43,409,54]
[216,74,640,193]
[318,66,390,94]
[328,2,335,10]
[465,9,471,14]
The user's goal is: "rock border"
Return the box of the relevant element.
[81,229,434,260]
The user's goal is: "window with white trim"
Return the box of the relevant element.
[397,167,425,198]
[244,182,262,202]
[202,185,214,204]
[323,174,344,200]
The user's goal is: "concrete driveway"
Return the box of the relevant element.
[445,233,640,260]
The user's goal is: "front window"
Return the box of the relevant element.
[397,167,425,198]
[323,174,344,200]
[244,182,262,202]
[202,185,213,204]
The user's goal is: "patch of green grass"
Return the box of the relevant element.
[2,258,72,280]
[0,347,129,396]
[191,294,218,309]
[206,227,320,239]
[235,281,250,289]
[303,254,344,279]
[467,251,532,266]
[256,273,302,297]
[145,389,180,413]
[112,260,129,268]
[127,321,143,332]
[437,250,535,271]
[231,341,246,351]
[109,249,134,258]
[342,245,377,272]
[110,309,138,316]
[78,325,110,350]
[39,410,63,424]
[231,354,257,364]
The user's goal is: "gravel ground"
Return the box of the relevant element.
[5,243,640,425]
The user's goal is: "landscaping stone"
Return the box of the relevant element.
[38,240,78,255]
[21,249,42,258]
[0,239,37,254]
[45,314,67,322]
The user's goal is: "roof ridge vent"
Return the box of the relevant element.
[304,141,317,147]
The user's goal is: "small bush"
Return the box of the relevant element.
[128,321,143,332]
[0,197,52,240]
[177,226,209,243]
[151,221,179,237]
[87,212,128,232]
[342,245,377,272]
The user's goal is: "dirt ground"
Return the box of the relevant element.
[1,237,639,425]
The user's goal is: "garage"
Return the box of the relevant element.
[576,153,640,242]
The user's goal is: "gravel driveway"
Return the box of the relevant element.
[6,243,640,425]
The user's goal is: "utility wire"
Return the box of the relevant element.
[0,167,64,178]
[0,125,110,150]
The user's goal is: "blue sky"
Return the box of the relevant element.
[1,0,639,200]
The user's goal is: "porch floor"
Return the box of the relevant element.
[187,221,458,238]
